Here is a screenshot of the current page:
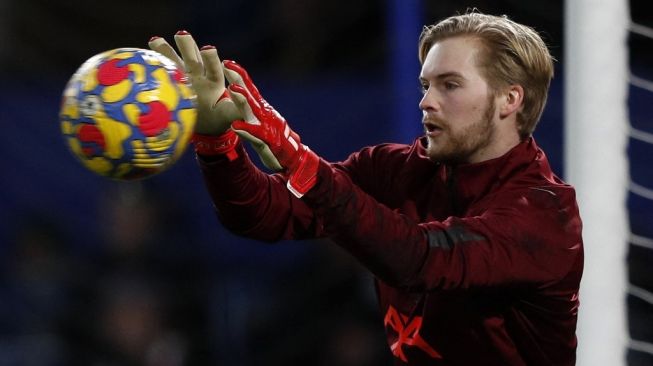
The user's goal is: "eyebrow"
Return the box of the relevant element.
[436,71,465,79]
[419,71,466,82]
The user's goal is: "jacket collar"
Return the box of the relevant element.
[417,137,546,209]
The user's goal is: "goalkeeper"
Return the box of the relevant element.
[150,11,583,366]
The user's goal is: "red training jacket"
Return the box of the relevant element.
[199,137,584,366]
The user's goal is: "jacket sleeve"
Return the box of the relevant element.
[197,143,322,241]
[303,159,583,290]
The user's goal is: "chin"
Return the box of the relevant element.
[426,140,447,161]
[426,140,468,164]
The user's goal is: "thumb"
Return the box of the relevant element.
[232,128,283,171]
[231,119,261,138]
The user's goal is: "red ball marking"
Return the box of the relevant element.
[78,124,106,156]
[97,58,129,86]
[173,69,186,83]
[138,101,171,137]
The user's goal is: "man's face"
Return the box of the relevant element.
[419,36,498,164]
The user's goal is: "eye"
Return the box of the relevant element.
[419,81,429,94]
[444,81,459,91]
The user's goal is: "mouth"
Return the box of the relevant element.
[423,121,443,137]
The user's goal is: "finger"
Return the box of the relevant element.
[173,30,204,76]
[199,45,224,83]
[222,60,264,101]
[228,85,259,125]
[148,36,184,69]
[222,60,246,89]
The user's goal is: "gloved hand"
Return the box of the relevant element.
[223,60,320,198]
[148,31,241,136]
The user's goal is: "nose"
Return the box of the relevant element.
[419,87,439,112]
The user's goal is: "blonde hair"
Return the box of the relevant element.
[419,12,554,139]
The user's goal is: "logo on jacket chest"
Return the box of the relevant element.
[383,305,441,362]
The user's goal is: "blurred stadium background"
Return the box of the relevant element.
[0,0,650,365]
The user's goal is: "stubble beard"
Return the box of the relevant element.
[425,98,496,165]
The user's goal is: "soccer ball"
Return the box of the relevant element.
[60,48,197,180]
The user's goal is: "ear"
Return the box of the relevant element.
[499,84,524,119]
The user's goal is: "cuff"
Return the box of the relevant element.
[192,130,240,161]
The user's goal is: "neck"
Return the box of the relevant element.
[468,123,521,164]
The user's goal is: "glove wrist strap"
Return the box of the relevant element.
[286,146,319,198]
[192,130,240,161]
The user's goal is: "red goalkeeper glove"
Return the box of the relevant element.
[223,60,319,198]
